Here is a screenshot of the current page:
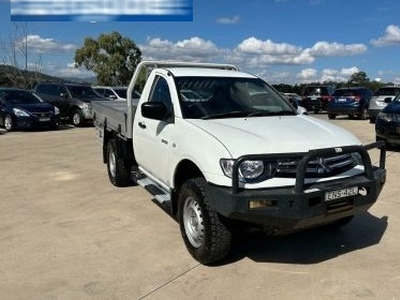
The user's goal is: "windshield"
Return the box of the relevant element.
[68,85,100,98]
[375,87,400,96]
[176,77,296,119]
[1,90,43,104]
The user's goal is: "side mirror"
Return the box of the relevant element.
[384,97,392,103]
[141,102,170,121]
[60,92,68,99]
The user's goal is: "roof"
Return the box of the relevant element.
[164,67,256,78]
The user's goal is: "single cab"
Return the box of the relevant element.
[92,61,386,265]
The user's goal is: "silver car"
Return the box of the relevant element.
[368,86,400,123]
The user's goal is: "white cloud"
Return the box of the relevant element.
[216,15,240,24]
[17,34,77,54]
[295,67,359,83]
[140,36,221,61]
[297,68,318,81]
[40,62,94,78]
[371,25,400,46]
[308,41,367,57]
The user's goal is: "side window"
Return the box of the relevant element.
[104,89,114,97]
[57,85,68,97]
[149,75,172,113]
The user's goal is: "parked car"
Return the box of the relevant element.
[33,82,107,126]
[0,87,60,131]
[282,92,307,114]
[93,86,141,101]
[301,85,335,113]
[368,86,400,123]
[327,87,373,120]
[375,93,400,146]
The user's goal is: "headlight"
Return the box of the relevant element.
[377,112,400,122]
[13,108,30,117]
[220,159,275,182]
[82,103,91,110]
[54,106,60,115]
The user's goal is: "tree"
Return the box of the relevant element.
[74,32,142,86]
[348,71,370,86]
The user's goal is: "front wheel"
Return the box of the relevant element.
[328,113,336,119]
[178,178,232,265]
[106,138,132,187]
[71,109,84,127]
[4,114,15,131]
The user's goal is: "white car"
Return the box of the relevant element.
[368,86,400,123]
[93,86,140,101]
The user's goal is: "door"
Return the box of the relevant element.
[134,74,176,186]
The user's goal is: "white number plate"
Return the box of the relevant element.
[39,117,51,122]
[338,98,347,102]
[325,186,358,201]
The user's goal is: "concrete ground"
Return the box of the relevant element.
[0,115,399,300]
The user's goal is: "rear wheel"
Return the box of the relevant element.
[328,113,336,119]
[358,107,368,120]
[4,114,15,131]
[369,116,376,123]
[178,178,232,265]
[106,138,132,187]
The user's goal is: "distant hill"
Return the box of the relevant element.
[0,64,96,88]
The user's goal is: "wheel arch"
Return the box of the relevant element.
[171,159,204,216]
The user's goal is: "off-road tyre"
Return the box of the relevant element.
[106,138,132,187]
[178,178,232,265]
[328,113,336,119]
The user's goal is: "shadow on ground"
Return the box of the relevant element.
[221,213,388,265]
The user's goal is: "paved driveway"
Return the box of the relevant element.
[0,115,399,299]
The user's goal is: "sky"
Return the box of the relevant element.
[2,0,400,84]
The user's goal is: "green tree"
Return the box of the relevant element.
[347,71,370,86]
[74,31,142,86]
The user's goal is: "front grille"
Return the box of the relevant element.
[31,112,53,118]
[276,153,357,178]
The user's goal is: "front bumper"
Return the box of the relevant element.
[206,142,386,234]
[376,119,400,144]
[16,115,60,129]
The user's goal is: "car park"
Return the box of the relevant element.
[0,87,60,131]
[34,82,107,126]
[301,85,335,113]
[283,92,307,114]
[327,87,373,120]
[368,85,400,123]
[375,93,400,146]
[93,86,141,101]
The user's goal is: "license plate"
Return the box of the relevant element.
[39,117,50,122]
[338,98,347,102]
[325,186,358,201]
[311,96,317,100]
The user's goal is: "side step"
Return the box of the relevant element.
[135,175,172,213]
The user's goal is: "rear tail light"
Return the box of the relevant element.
[354,96,361,102]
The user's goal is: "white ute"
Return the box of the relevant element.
[92,61,386,265]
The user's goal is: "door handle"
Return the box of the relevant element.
[138,122,146,129]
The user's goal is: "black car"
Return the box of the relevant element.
[0,88,60,131]
[327,87,373,120]
[375,93,400,146]
[33,82,107,126]
[301,85,335,113]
